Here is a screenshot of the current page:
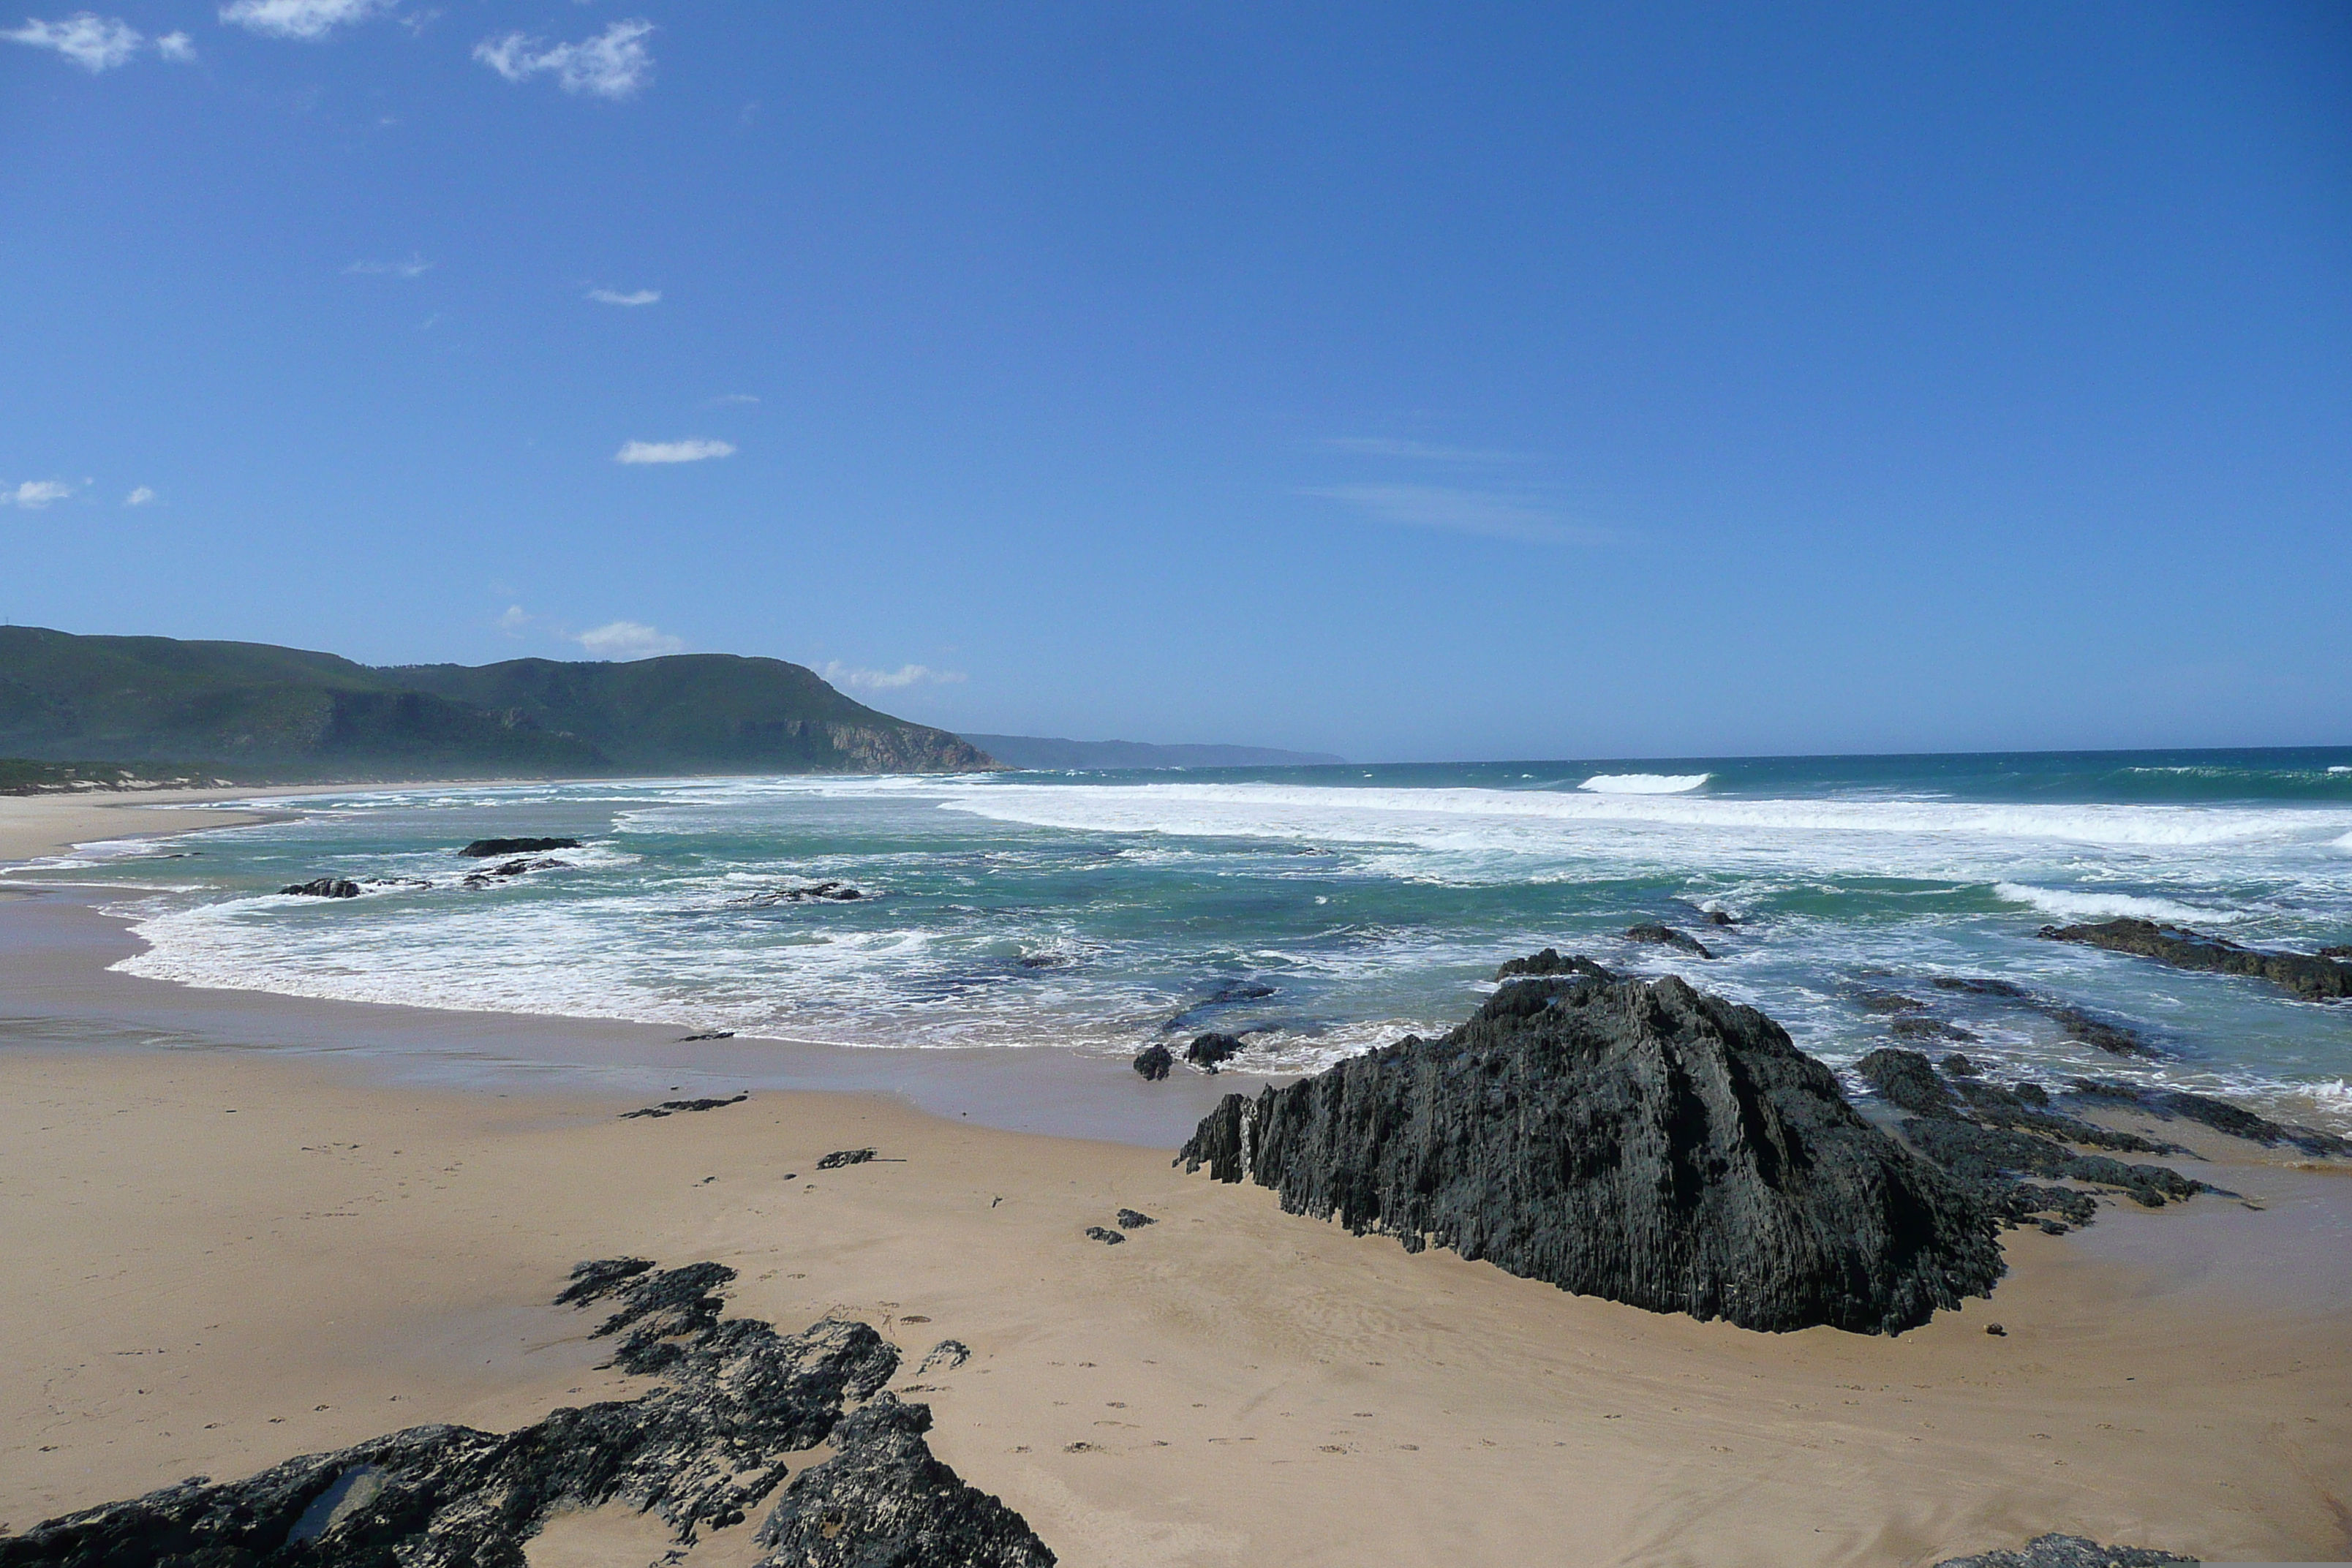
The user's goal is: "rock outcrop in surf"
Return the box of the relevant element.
[2037,917,2352,1001]
[1177,962,2003,1335]
[0,1259,1055,1568]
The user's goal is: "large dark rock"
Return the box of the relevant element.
[1177,965,2004,1335]
[280,878,361,898]
[1625,922,1713,958]
[1183,1032,1244,1072]
[0,1260,1047,1568]
[458,837,580,857]
[1931,1532,2194,1567]
[1132,1043,1174,1081]
[2038,916,2352,1001]
[753,1395,1055,1567]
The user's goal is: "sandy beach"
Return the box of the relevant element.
[3,796,2349,1565]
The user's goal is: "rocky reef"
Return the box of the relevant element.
[1178,961,2004,1335]
[1931,1533,2194,1567]
[1625,921,1714,958]
[0,1259,1054,1568]
[279,877,360,898]
[457,837,580,857]
[2038,917,2352,1001]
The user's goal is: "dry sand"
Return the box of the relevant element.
[3,791,2348,1565]
[2,1044,2347,1567]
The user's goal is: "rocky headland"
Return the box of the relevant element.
[1177,957,2005,1335]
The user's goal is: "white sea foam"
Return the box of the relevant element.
[1991,883,2245,925]
[1578,772,1711,794]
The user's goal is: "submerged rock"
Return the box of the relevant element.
[1161,981,1278,1036]
[0,1260,1049,1567]
[1179,963,2004,1335]
[1132,1043,1174,1081]
[458,837,580,857]
[2038,916,2352,1001]
[281,878,361,898]
[1624,922,1714,958]
[1931,976,2032,999]
[1931,1532,2194,1567]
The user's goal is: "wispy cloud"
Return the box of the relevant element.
[4,480,78,509]
[706,393,759,407]
[821,661,967,693]
[154,29,193,59]
[474,18,652,99]
[1298,483,1602,546]
[1323,437,1528,464]
[576,620,685,660]
[124,486,156,505]
[616,437,733,464]
[345,253,433,278]
[497,604,532,636]
[219,0,391,40]
[4,13,144,70]
[587,287,660,306]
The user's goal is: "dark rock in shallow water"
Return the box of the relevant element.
[1183,1032,1244,1072]
[1161,981,1277,1034]
[620,1092,748,1120]
[0,1259,1047,1568]
[459,836,580,857]
[281,877,361,898]
[1931,1532,2195,1567]
[1931,976,2031,999]
[1847,986,1928,1014]
[1178,964,2003,1335]
[2046,1003,2155,1058]
[816,1148,878,1170]
[2038,916,2352,1001]
[2066,1079,2349,1157]
[1891,1014,1978,1043]
[1624,922,1714,958]
[679,1030,736,1042]
[1700,908,1739,927]
[1941,1054,1980,1077]
[1493,948,1618,982]
[753,1394,1055,1567]
[1132,1043,1174,1081]
[729,880,866,907]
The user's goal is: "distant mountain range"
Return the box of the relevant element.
[0,627,993,777]
[960,734,1344,770]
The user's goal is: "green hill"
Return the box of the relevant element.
[0,627,996,778]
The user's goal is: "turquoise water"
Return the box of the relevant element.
[17,747,2352,1125]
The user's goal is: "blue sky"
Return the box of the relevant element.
[4,2,2346,761]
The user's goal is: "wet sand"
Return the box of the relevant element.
[2,804,2348,1564]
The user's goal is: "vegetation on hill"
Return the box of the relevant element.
[0,627,995,779]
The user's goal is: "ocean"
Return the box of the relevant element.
[18,747,2352,1127]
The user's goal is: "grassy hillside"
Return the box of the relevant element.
[0,627,996,777]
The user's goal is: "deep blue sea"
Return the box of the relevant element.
[18,747,2352,1126]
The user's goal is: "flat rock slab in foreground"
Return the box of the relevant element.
[1180,965,2003,1335]
[2037,916,2352,1001]
[0,1259,1055,1568]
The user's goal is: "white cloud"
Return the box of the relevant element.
[345,253,432,278]
[4,13,143,71]
[587,287,660,306]
[821,661,967,693]
[1324,437,1527,464]
[124,486,156,505]
[154,29,194,59]
[474,18,652,99]
[616,437,734,464]
[218,0,390,40]
[706,393,760,406]
[497,604,531,636]
[4,480,77,509]
[1298,483,1602,546]
[575,620,685,660]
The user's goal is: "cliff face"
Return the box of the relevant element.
[1180,965,2004,1335]
[0,627,995,777]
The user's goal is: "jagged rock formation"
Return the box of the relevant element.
[1625,922,1713,958]
[1178,964,2004,1335]
[1493,949,1618,982]
[1931,1533,2194,1567]
[2038,917,2352,1001]
[280,878,360,898]
[753,1395,1055,1567]
[1132,1043,1174,1081]
[0,1259,1052,1567]
[1854,1048,2205,1221]
[459,837,579,857]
